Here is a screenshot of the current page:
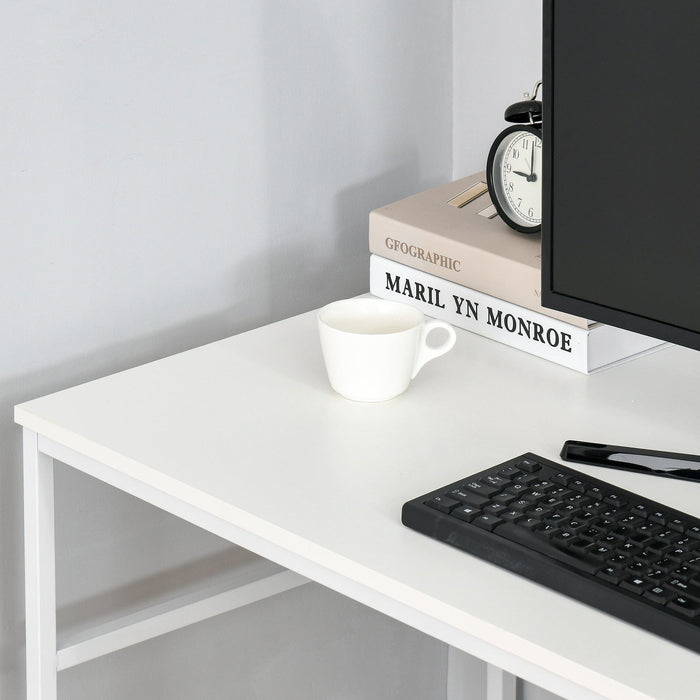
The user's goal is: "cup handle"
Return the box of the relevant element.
[411,320,457,379]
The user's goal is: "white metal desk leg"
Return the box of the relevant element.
[486,663,517,700]
[447,647,517,700]
[23,429,57,700]
[446,646,486,698]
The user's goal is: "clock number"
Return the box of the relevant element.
[512,149,519,159]
[505,163,512,173]
[528,207,534,217]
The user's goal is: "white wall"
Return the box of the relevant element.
[453,0,543,178]
[1,2,452,698]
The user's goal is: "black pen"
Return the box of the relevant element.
[560,440,700,484]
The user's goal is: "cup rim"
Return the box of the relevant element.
[318,297,423,336]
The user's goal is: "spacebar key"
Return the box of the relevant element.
[494,523,600,575]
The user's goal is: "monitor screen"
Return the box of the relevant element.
[541,0,700,351]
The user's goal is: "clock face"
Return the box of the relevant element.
[487,126,542,232]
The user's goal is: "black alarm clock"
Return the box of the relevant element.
[486,81,542,234]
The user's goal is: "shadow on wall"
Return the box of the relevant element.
[226,160,425,324]
[254,2,441,319]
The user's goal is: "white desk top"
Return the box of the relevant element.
[16,306,700,700]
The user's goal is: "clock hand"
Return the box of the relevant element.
[527,143,536,182]
[513,170,530,178]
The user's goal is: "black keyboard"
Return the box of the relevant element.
[402,453,700,653]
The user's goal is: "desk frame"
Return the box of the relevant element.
[23,428,549,700]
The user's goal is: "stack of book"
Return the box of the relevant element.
[368,173,668,373]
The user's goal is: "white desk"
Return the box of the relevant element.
[16,305,700,700]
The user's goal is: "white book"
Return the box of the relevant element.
[369,255,669,374]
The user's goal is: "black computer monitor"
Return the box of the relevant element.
[541,0,700,351]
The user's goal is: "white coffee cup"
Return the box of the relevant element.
[318,298,457,402]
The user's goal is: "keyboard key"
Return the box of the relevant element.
[472,513,503,532]
[597,518,617,531]
[601,507,622,521]
[656,529,676,540]
[491,492,518,506]
[667,596,700,618]
[581,527,603,541]
[668,518,686,533]
[668,547,692,563]
[569,479,586,493]
[544,512,566,524]
[568,538,594,554]
[425,495,460,513]
[449,488,489,507]
[483,475,509,489]
[563,519,586,534]
[631,504,649,517]
[590,544,614,560]
[586,486,606,500]
[534,523,559,537]
[646,569,668,582]
[501,510,524,522]
[516,458,540,473]
[649,510,669,525]
[647,539,672,554]
[451,505,480,522]
[672,565,694,580]
[637,522,661,537]
[597,566,624,584]
[464,480,499,498]
[604,493,628,507]
[686,526,700,540]
[608,553,631,565]
[531,479,555,491]
[513,473,539,486]
[619,541,640,553]
[620,576,651,594]
[643,585,675,605]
